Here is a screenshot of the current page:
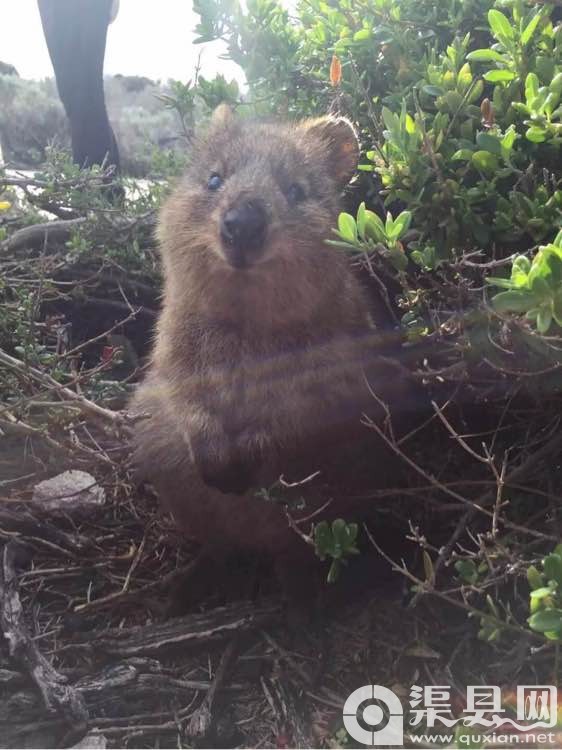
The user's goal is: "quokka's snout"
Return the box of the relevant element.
[219,198,269,269]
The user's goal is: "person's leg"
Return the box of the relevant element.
[37,0,120,170]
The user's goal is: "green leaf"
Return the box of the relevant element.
[423,85,445,97]
[356,202,366,240]
[512,255,531,273]
[346,523,358,544]
[492,290,537,313]
[452,149,474,161]
[338,213,357,242]
[457,62,473,91]
[544,92,560,116]
[537,306,553,333]
[529,586,554,600]
[527,565,545,590]
[444,90,463,111]
[381,106,399,134]
[423,551,434,583]
[521,12,542,46]
[455,559,478,584]
[387,211,412,240]
[331,519,346,551]
[526,308,540,321]
[483,69,516,84]
[326,240,360,250]
[554,230,562,248]
[467,49,508,63]
[526,126,547,143]
[530,87,549,113]
[551,72,562,95]
[404,113,416,135]
[486,277,516,289]
[488,9,515,41]
[363,210,386,243]
[543,553,562,587]
[353,28,371,42]
[385,212,394,237]
[544,246,562,283]
[501,126,518,152]
[511,255,531,286]
[552,293,562,326]
[469,79,485,103]
[313,521,331,560]
[529,272,550,298]
[471,150,499,173]
[334,39,353,53]
[411,250,424,266]
[476,132,503,156]
[512,101,530,115]
[327,559,340,584]
[528,609,562,634]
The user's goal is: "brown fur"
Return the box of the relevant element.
[131,106,413,593]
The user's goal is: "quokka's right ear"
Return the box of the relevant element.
[208,103,236,132]
[299,116,360,186]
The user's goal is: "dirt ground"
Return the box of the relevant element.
[0,465,547,750]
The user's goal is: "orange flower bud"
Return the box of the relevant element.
[330,55,342,87]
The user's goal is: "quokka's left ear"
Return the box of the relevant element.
[210,102,235,129]
[203,102,239,142]
[299,116,360,185]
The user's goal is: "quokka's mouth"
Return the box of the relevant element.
[222,244,252,270]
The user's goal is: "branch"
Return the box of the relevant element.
[65,599,282,657]
[0,348,127,428]
[0,542,88,734]
[2,219,87,254]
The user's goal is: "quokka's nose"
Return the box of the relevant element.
[220,200,268,266]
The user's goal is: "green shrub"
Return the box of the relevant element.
[195,0,562,332]
[0,73,240,178]
[0,75,68,165]
[527,543,562,640]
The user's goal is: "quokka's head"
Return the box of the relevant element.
[159,105,359,272]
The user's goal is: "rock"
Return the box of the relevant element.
[32,470,105,515]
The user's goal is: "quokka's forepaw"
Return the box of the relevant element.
[199,454,259,495]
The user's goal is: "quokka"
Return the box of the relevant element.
[131,105,414,596]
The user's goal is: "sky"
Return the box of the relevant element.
[1,1,244,84]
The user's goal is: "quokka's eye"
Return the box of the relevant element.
[286,182,306,205]
[207,173,223,191]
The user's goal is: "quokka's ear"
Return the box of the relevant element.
[209,102,236,131]
[299,116,359,185]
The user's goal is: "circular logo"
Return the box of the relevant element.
[343,685,404,747]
